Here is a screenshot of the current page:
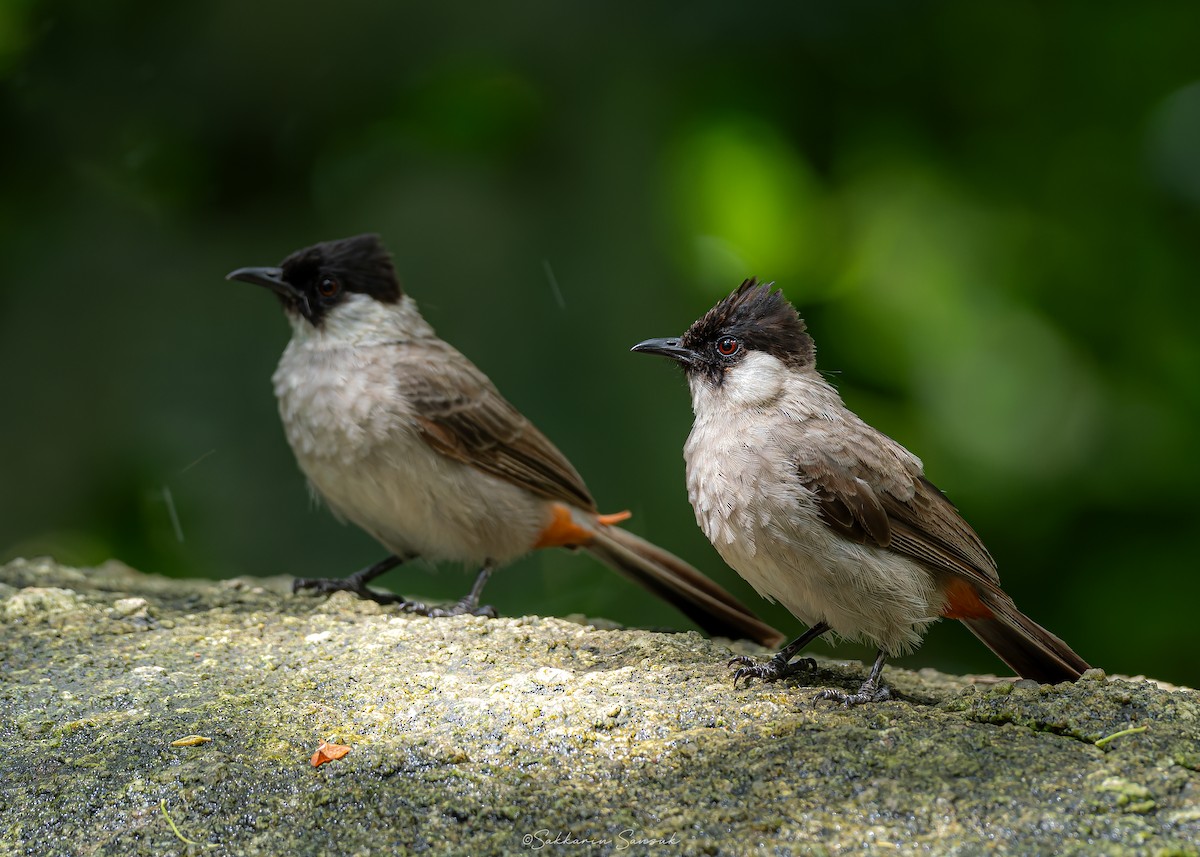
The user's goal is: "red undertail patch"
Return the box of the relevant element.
[941,578,995,620]
[533,506,632,550]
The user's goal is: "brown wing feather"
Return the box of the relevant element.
[797,422,999,592]
[807,473,892,548]
[795,417,1089,681]
[885,478,997,585]
[393,341,597,512]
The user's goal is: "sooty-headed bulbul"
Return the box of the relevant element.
[632,279,1090,704]
[227,235,784,647]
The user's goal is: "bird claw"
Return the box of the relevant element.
[292,577,496,618]
[292,576,407,605]
[813,681,892,707]
[727,654,817,688]
[403,598,497,619]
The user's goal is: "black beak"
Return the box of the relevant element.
[630,337,700,366]
[226,265,301,301]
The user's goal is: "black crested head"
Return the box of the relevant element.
[278,234,401,322]
[678,278,815,378]
[228,234,402,327]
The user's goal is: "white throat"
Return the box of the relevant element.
[688,350,791,415]
[287,293,435,349]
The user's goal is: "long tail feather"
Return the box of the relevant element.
[579,517,785,648]
[963,596,1090,683]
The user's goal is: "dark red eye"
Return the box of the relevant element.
[317,276,341,298]
[716,336,740,357]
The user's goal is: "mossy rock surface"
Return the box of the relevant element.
[2,557,1197,856]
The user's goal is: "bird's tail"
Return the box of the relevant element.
[962,594,1090,684]
[573,511,785,648]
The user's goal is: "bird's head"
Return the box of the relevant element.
[227,234,404,338]
[631,279,815,405]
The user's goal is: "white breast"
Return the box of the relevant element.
[270,297,549,566]
[684,367,941,654]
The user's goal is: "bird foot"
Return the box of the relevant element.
[291,577,495,617]
[727,653,817,688]
[814,680,892,707]
[400,597,497,619]
[292,576,408,605]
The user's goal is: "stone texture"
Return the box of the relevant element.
[1,557,1197,856]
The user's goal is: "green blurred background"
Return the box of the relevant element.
[2,1,1198,685]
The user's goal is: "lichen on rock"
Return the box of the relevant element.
[1,557,1197,856]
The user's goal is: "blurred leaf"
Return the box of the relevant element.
[0,0,35,78]
[665,114,835,295]
[1147,80,1200,208]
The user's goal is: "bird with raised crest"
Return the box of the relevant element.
[632,279,1090,705]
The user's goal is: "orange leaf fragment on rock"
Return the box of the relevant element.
[310,740,351,767]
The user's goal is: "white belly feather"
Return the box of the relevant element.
[272,338,547,565]
[684,413,940,654]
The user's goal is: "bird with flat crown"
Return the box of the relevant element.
[226,236,784,648]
